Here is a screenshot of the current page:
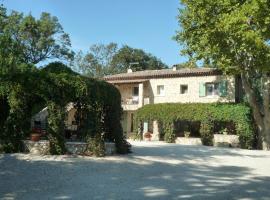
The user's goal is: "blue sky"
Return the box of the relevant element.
[2,0,187,66]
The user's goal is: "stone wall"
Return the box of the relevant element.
[23,140,116,155]
[149,75,235,104]
[213,134,239,148]
[175,137,203,146]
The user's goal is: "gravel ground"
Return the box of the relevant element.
[1,141,270,200]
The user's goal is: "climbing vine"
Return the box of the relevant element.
[135,103,254,149]
[0,62,130,155]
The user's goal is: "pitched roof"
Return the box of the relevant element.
[107,79,148,84]
[104,68,222,81]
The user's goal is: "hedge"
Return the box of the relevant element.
[135,103,254,149]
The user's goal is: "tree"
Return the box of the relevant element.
[111,45,168,73]
[174,61,198,69]
[72,43,118,77]
[72,43,168,77]
[0,5,73,65]
[175,0,270,149]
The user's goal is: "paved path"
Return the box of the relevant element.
[1,141,270,200]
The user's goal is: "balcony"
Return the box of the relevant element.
[121,97,150,111]
[122,97,140,111]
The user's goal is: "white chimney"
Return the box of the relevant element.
[127,68,133,73]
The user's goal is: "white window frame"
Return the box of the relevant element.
[180,84,188,94]
[157,85,165,96]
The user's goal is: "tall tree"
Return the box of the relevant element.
[111,45,168,73]
[72,44,168,77]
[72,43,118,77]
[1,5,73,65]
[175,0,270,149]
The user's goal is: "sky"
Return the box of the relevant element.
[2,0,187,66]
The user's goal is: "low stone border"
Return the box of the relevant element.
[23,140,116,155]
[213,134,239,148]
[175,137,202,146]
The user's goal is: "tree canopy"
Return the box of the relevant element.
[175,0,270,149]
[72,43,168,78]
[0,5,73,65]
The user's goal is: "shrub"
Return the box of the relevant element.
[200,119,214,146]
[86,134,105,157]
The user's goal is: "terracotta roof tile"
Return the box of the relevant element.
[104,68,222,81]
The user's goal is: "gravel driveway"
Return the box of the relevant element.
[1,141,270,200]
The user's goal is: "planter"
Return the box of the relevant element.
[31,133,41,142]
[213,134,239,148]
[144,132,152,141]
[175,137,202,146]
[23,140,116,155]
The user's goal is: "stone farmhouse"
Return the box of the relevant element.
[104,67,243,138]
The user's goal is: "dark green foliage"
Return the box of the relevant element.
[72,43,168,78]
[47,102,67,155]
[1,8,74,64]
[135,103,254,149]
[0,62,129,155]
[86,133,105,157]
[42,62,78,75]
[163,122,175,143]
[200,119,214,146]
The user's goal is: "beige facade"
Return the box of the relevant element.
[104,68,238,137]
[149,75,235,104]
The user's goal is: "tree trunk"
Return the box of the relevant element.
[241,72,270,150]
[262,74,270,150]
[262,123,270,150]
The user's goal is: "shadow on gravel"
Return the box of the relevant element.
[0,144,270,200]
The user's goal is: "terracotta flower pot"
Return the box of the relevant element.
[31,133,41,142]
[144,132,152,141]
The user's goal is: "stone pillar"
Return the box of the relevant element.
[139,83,144,107]
[152,120,160,141]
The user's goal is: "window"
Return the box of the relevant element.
[180,85,188,94]
[157,85,165,96]
[132,86,139,96]
[206,83,219,96]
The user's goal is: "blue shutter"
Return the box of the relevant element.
[143,122,148,133]
[199,82,206,97]
[219,81,228,97]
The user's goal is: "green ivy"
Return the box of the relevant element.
[135,103,255,149]
[0,62,130,155]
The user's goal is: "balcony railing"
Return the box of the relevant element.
[122,97,139,105]
[121,97,151,110]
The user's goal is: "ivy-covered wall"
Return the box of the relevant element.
[0,62,130,155]
[135,103,254,149]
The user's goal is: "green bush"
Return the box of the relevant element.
[135,103,254,149]
[200,119,214,146]
[86,134,105,157]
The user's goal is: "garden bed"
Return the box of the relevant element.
[213,134,239,148]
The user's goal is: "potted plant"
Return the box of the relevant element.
[184,131,191,138]
[144,132,152,141]
[31,128,41,142]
